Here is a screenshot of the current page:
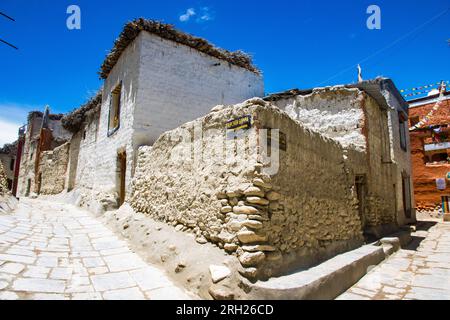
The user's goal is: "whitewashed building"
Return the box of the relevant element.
[61,19,264,212]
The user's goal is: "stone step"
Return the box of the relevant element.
[245,244,385,300]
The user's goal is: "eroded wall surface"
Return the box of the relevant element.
[129,99,364,279]
[39,142,70,195]
[270,88,397,230]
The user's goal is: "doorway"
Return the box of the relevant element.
[355,175,367,228]
[402,174,412,219]
[26,179,31,196]
[117,151,126,206]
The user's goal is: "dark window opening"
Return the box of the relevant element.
[402,175,412,219]
[9,159,14,171]
[426,152,449,164]
[26,179,31,196]
[117,151,127,206]
[7,179,12,190]
[410,116,420,127]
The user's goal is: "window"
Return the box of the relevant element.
[399,112,408,151]
[410,116,420,127]
[108,82,122,136]
[425,152,449,165]
[9,159,14,171]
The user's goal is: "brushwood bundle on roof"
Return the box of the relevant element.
[99,18,259,79]
[27,111,64,122]
[61,91,102,133]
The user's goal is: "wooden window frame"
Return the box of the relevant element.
[108,82,122,137]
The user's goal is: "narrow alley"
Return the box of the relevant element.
[0,199,193,300]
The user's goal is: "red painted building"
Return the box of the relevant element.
[409,84,450,210]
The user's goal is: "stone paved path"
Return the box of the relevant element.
[0,199,194,300]
[337,219,450,300]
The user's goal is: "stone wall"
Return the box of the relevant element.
[129,98,364,279]
[269,88,397,231]
[39,142,70,195]
[17,114,71,197]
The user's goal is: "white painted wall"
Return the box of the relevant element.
[133,32,264,148]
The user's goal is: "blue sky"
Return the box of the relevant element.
[0,0,449,145]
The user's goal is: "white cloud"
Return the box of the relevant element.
[179,7,214,23]
[180,8,196,22]
[0,118,21,146]
[0,102,38,146]
[198,7,213,22]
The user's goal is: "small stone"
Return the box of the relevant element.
[218,231,235,244]
[123,224,129,230]
[209,265,231,283]
[209,287,235,300]
[242,245,276,252]
[220,206,232,214]
[229,198,239,207]
[196,236,208,244]
[266,191,281,201]
[239,267,258,279]
[175,261,186,273]
[237,231,267,244]
[244,186,265,197]
[246,197,269,206]
[242,220,263,230]
[239,251,265,267]
[226,191,240,198]
[217,192,227,199]
[228,220,242,232]
[249,215,268,221]
[175,224,184,231]
[220,199,229,206]
[233,206,258,215]
[168,245,177,251]
[253,178,272,190]
[224,243,238,253]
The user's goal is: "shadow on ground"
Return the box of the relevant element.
[405,220,438,251]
